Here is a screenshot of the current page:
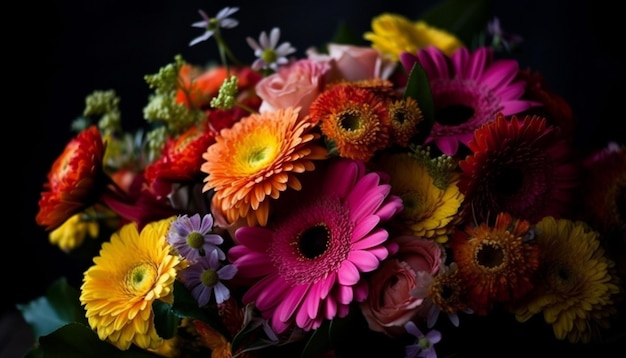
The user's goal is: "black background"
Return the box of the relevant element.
[7,0,624,357]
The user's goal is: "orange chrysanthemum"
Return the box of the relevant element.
[450,212,540,315]
[36,125,107,231]
[309,83,391,161]
[388,97,423,147]
[201,107,328,227]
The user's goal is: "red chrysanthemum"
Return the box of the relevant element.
[450,212,540,315]
[36,126,107,231]
[144,124,216,198]
[457,113,580,224]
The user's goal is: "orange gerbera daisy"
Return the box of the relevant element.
[309,83,391,161]
[450,212,540,315]
[201,107,328,227]
[36,125,107,231]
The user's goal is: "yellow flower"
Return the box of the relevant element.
[374,152,463,243]
[515,217,622,343]
[49,212,99,252]
[80,217,184,351]
[364,13,463,61]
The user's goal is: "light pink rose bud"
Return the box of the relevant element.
[255,58,330,117]
[307,43,396,82]
[360,236,444,336]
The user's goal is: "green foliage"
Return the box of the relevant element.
[25,323,159,358]
[17,277,86,340]
[403,61,435,144]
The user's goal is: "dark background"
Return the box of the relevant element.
[7,0,624,357]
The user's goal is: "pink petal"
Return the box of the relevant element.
[434,136,459,156]
[480,60,518,92]
[375,196,403,220]
[337,259,360,285]
[318,274,336,299]
[324,297,338,319]
[500,100,541,115]
[230,252,273,278]
[451,47,470,77]
[466,47,491,80]
[235,226,273,251]
[277,284,309,322]
[419,46,450,80]
[352,228,388,249]
[347,250,381,272]
[352,215,380,239]
[244,274,287,309]
[306,282,324,319]
[336,284,354,305]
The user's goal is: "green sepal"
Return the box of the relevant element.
[420,0,493,46]
[17,277,87,340]
[25,323,159,358]
[403,61,435,143]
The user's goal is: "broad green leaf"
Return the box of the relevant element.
[421,0,493,46]
[152,300,179,339]
[26,323,158,358]
[17,277,86,339]
[403,61,435,143]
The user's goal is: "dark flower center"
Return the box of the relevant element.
[298,224,331,259]
[435,104,474,126]
[339,111,363,131]
[493,167,523,195]
[476,242,504,269]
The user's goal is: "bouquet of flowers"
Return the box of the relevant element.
[20,0,625,357]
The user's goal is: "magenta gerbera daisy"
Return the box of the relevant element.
[227,158,403,334]
[400,46,539,156]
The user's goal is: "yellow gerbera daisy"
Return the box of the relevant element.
[201,107,328,227]
[363,13,463,61]
[80,217,185,351]
[372,151,463,243]
[515,217,622,343]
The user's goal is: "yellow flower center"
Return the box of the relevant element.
[261,49,277,65]
[236,129,280,173]
[187,232,205,250]
[201,269,219,287]
[128,263,157,294]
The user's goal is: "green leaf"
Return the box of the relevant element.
[403,61,435,143]
[17,277,86,339]
[420,0,493,46]
[26,323,159,358]
[152,300,179,339]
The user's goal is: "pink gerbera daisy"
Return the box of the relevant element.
[227,158,403,334]
[400,46,539,156]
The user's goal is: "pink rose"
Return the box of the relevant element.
[307,43,396,82]
[255,58,330,117]
[360,236,444,336]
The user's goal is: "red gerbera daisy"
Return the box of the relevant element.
[458,113,580,224]
[450,212,540,315]
[36,126,107,231]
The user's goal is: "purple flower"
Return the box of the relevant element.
[404,321,441,358]
[181,249,237,306]
[167,213,225,264]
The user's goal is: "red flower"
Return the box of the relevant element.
[36,126,107,231]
